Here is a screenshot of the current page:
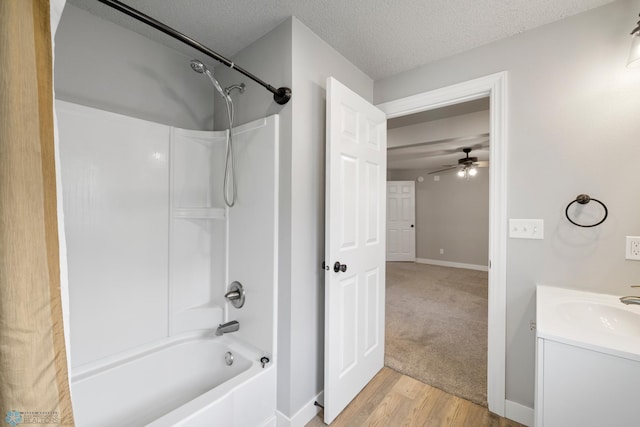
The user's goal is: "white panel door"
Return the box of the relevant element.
[386,181,416,261]
[324,77,387,424]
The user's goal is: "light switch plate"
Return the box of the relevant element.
[509,219,544,239]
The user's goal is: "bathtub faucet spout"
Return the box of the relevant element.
[216,320,240,336]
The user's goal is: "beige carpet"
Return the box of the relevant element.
[385,262,488,406]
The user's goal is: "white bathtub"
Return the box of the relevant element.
[70,333,276,427]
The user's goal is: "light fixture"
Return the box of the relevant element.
[457,165,478,179]
[628,13,640,68]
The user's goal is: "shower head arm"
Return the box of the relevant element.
[96,0,292,105]
[225,83,246,96]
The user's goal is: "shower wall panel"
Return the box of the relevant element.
[58,100,279,369]
[227,115,279,357]
[57,101,227,368]
[170,129,227,334]
[57,101,171,367]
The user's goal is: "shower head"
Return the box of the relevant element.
[190,59,228,101]
[190,59,206,74]
[189,60,237,207]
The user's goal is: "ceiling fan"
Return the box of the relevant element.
[428,148,489,176]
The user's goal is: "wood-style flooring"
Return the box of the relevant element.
[305,368,524,427]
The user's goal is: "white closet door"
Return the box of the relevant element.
[386,180,416,262]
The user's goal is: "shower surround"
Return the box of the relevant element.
[57,100,279,426]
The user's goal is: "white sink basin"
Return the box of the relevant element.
[537,285,640,360]
[557,301,640,338]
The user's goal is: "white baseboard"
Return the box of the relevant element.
[505,400,534,427]
[415,258,489,272]
[259,415,277,427]
[276,392,323,427]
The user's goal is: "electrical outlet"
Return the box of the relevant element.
[439,248,444,254]
[626,236,640,260]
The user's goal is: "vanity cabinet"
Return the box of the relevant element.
[535,337,640,427]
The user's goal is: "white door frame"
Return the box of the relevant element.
[377,71,508,416]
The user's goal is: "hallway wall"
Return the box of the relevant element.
[388,168,489,267]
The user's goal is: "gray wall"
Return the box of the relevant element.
[289,18,373,416]
[377,0,640,408]
[388,169,489,266]
[214,17,373,419]
[55,4,213,130]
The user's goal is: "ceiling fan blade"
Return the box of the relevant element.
[469,141,490,151]
[428,166,458,175]
[476,161,489,167]
[387,133,490,151]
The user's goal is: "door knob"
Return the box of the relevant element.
[333,262,347,273]
[411,224,414,228]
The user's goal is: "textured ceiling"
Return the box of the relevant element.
[68,0,615,80]
[387,137,490,171]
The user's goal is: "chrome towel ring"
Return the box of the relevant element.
[565,194,608,227]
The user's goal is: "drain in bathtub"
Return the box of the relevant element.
[225,351,234,366]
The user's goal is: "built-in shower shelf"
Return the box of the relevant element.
[173,207,225,220]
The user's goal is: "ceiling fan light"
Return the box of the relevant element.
[457,169,466,178]
[468,167,478,176]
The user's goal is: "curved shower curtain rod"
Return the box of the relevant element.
[96,0,292,105]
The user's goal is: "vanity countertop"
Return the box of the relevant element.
[537,285,640,361]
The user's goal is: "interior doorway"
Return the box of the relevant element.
[377,71,508,416]
[384,97,491,406]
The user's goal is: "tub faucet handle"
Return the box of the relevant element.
[225,281,245,309]
[225,290,241,300]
